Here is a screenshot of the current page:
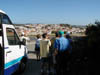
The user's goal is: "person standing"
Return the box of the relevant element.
[50,32,60,74]
[40,33,51,73]
[66,32,72,54]
[54,30,70,75]
[65,32,73,71]
[35,34,41,61]
[20,32,30,45]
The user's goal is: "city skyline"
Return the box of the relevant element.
[0,0,100,25]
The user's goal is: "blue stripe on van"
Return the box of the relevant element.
[4,62,20,75]
[4,56,23,75]
[5,47,9,49]
[5,56,23,69]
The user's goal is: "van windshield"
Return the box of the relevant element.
[0,13,1,25]
[0,13,2,36]
[0,13,12,25]
[0,29,2,45]
[2,14,12,24]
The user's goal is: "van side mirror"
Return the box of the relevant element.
[20,40,26,46]
[19,41,25,48]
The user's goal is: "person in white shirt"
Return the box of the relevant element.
[40,33,51,73]
[20,32,30,45]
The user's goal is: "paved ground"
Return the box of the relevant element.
[21,41,41,75]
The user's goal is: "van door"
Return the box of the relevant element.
[5,28,23,74]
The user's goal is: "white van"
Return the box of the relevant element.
[0,10,28,75]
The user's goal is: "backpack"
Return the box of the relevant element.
[35,43,40,51]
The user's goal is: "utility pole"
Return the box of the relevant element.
[0,14,4,75]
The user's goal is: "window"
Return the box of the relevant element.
[2,14,12,24]
[0,14,2,36]
[0,14,1,25]
[6,28,20,45]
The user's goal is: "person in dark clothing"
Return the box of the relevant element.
[35,34,41,61]
[65,32,73,71]
[66,32,72,54]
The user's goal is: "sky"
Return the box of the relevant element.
[0,0,100,25]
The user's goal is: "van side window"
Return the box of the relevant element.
[6,28,20,45]
[2,14,12,24]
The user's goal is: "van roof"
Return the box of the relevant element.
[0,9,6,14]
